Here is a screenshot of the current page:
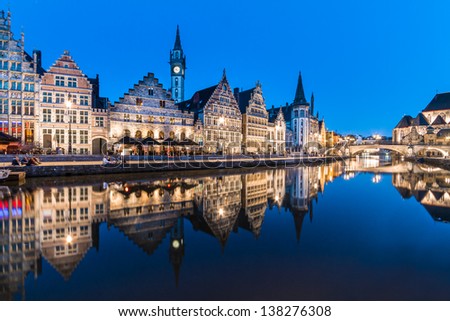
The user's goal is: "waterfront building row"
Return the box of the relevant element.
[0,9,332,155]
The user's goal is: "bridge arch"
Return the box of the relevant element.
[348,144,409,156]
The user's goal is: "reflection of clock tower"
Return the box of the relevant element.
[169,217,185,287]
[170,25,186,103]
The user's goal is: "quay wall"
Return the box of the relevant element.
[0,155,345,178]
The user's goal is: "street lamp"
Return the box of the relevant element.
[66,93,72,154]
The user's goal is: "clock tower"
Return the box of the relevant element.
[170,25,186,103]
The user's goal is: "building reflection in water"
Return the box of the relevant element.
[0,162,343,299]
[392,169,450,223]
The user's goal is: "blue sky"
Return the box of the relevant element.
[8,0,450,136]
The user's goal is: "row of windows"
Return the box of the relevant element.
[122,114,188,125]
[0,60,22,71]
[0,99,35,115]
[52,129,89,144]
[42,187,90,203]
[122,130,186,141]
[0,80,35,91]
[205,130,240,142]
[42,92,89,105]
[55,76,77,87]
[42,109,89,123]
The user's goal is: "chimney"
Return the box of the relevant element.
[33,50,42,72]
[233,87,240,104]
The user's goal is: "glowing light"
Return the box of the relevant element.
[218,208,224,216]
[66,234,73,244]
[124,186,129,192]
[275,195,279,201]
[172,240,180,249]
[218,116,225,125]
[167,184,171,188]
[372,174,381,184]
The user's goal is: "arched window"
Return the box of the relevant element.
[181,132,186,140]
[159,131,165,140]
[124,129,130,137]
[300,110,305,117]
[135,130,142,139]
[169,131,175,139]
[147,131,154,138]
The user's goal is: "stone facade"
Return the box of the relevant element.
[169,26,186,104]
[235,82,269,154]
[0,11,41,146]
[110,72,194,154]
[267,107,286,154]
[39,51,93,154]
[392,93,450,145]
[178,71,242,154]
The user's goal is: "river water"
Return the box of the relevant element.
[2,158,450,300]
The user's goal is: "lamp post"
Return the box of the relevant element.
[66,93,72,154]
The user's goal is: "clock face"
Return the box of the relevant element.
[173,66,181,74]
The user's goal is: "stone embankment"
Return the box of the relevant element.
[0,154,345,178]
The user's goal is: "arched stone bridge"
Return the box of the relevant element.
[326,143,450,157]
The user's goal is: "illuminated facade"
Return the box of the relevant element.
[109,72,194,152]
[39,51,94,154]
[267,106,287,154]
[169,26,186,104]
[392,93,450,145]
[235,82,269,154]
[178,71,242,154]
[0,11,41,145]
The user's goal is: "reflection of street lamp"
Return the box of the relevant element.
[372,174,381,184]
[66,187,73,244]
[66,94,72,154]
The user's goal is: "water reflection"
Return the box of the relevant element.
[0,163,343,300]
[2,159,450,299]
[393,170,450,223]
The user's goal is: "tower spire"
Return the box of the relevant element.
[310,91,315,116]
[174,25,182,50]
[293,71,307,105]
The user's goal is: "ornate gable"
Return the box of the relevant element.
[204,70,241,116]
[113,72,175,112]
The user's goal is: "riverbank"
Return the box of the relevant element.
[407,156,450,171]
[0,154,346,178]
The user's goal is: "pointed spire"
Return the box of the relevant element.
[222,68,227,79]
[310,92,315,115]
[293,71,307,105]
[173,25,182,50]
